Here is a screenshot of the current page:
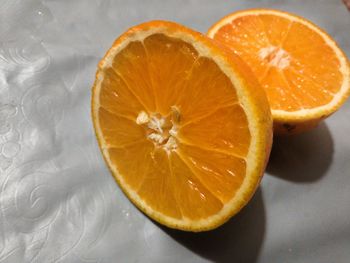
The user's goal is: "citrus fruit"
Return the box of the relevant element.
[91,20,272,231]
[208,9,350,135]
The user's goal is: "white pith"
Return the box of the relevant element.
[136,110,178,154]
[259,46,291,69]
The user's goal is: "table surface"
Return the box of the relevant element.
[0,0,349,262]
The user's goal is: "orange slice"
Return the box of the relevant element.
[91,21,272,231]
[208,9,350,135]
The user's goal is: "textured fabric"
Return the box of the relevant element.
[0,0,349,262]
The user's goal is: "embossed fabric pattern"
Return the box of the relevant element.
[0,1,349,263]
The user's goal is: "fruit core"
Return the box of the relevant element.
[259,46,291,69]
[136,106,180,153]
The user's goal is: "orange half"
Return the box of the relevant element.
[208,9,350,134]
[92,21,272,231]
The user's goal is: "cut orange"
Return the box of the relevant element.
[91,21,272,231]
[208,9,350,135]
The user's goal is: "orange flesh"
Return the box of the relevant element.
[212,14,343,112]
[97,34,251,220]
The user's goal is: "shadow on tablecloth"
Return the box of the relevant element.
[162,189,265,263]
[267,122,333,183]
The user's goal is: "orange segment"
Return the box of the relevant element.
[258,14,292,46]
[99,67,146,119]
[178,104,250,157]
[92,20,272,231]
[282,22,343,96]
[261,67,303,111]
[169,153,223,220]
[178,144,246,203]
[175,56,238,123]
[143,34,199,115]
[112,41,156,112]
[210,16,270,79]
[98,108,145,147]
[137,149,182,219]
[108,141,153,191]
[208,9,350,135]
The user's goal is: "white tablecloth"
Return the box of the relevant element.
[0,0,349,262]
